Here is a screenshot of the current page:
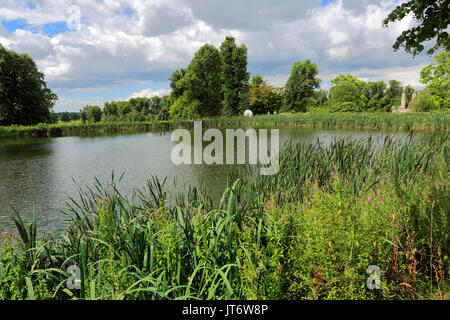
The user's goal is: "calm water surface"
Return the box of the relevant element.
[0,126,414,233]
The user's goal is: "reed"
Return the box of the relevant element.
[0,135,448,300]
[0,111,448,139]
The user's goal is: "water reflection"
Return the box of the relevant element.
[0,127,419,232]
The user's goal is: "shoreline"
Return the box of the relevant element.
[0,111,449,139]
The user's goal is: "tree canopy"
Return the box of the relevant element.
[383,0,450,56]
[420,49,449,110]
[281,60,320,113]
[0,44,57,125]
[220,36,250,116]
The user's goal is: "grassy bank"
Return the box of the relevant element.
[0,134,448,300]
[0,112,449,139]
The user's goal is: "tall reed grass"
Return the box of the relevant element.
[0,134,448,299]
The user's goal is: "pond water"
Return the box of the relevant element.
[0,126,416,233]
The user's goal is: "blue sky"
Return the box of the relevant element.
[0,0,434,112]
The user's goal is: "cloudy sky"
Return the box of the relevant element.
[0,0,434,112]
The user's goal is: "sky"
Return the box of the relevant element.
[0,0,435,112]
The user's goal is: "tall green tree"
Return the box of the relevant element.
[383,0,449,56]
[281,60,321,113]
[364,81,388,112]
[328,74,367,112]
[420,49,449,110]
[220,36,250,115]
[0,44,57,125]
[382,80,403,110]
[404,85,415,105]
[172,44,222,119]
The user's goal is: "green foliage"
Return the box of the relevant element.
[176,44,223,118]
[0,44,57,126]
[383,0,450,56]
[408,88,436,111]
[1,135,449,299]
[329,75,366,112]
[220,36,250,116]
[281,60,321,113]
[83,105,102,123]
[420,49,449,110]
[404,85,415,105]
[383,80,403,110]
[169,69,186,100]
[249,78,282,114]
[169,94,201,120]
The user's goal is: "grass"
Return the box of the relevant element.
[0,111,449,139]
[0,134,448,300]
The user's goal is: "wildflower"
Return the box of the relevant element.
[367,196,372,203]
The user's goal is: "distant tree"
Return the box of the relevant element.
[420,49,449,110]
[328,74,367,112]
[281,60,321,113]
[80,108,87,123]
[404,85,415,106]
[103,101,118,117]
[149,96,162,115]
[0,44,57,125]
[84,105,102,123]
[314,89,329,106]
[249,79,283,114]
[220,36,250,115]
[383,0,449,56]
[173,44,222,119]
[408,87,436,111]
[250,74,264,88]
[382,80,403,110]
[159,95,173,120]
[364,81,388,112]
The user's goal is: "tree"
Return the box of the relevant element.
[281,60,321,113]
[159,95,173,120]
[404,85,415,106]
[328,74,367,112]
[382,80,403,111]
[364,81,388,112]
[220,36,250,115]
[408,87,436,111]
[314,89,329,107]
[249,79,282,114]
[0,44,57,125]
[174,44,222,119]
[420,49,449,110]
[250,74,264,88]
[383,0,450,56]
[84,105,102,123]
[169,68,186,100]
[149,96,162,115]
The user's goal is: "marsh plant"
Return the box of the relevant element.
[0,134,448,300]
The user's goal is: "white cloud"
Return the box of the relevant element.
[127,88,171,100]
[0,0,435,110]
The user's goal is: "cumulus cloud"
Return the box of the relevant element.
[127,88,171,100]
[0,0,434,111]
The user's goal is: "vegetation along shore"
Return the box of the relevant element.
[0,135,449,299]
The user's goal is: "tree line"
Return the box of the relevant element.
[0,0,448,126]
[77,37,446,123]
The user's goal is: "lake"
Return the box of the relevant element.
[0,126,416,233]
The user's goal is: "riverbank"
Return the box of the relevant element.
[0,112,449,139]
[1,135,448,300]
